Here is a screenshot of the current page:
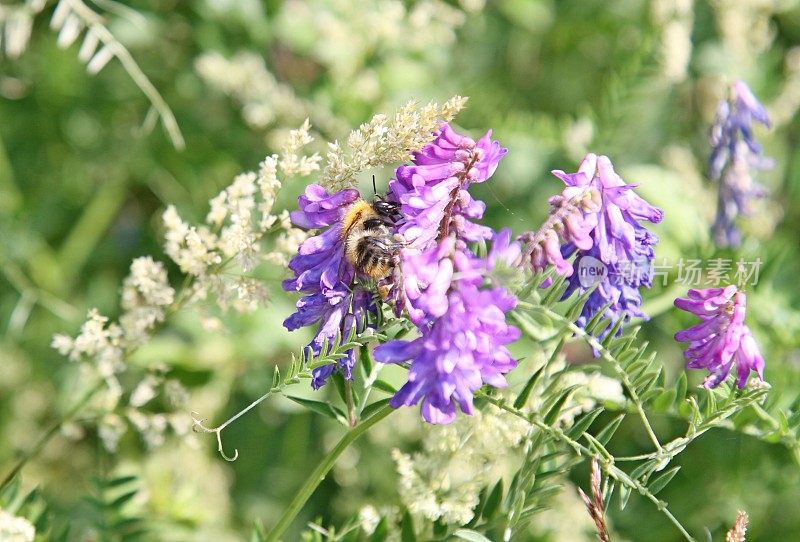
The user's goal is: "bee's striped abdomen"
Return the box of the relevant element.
[352,235,394,279]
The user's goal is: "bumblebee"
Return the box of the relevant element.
[341,178,402,280]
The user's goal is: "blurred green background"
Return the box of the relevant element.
[2,0,800,540]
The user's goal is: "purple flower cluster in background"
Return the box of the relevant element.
[374,124,519,423]
[674,286,764,388]
[709,81,773,247]
[524,153,663,336]
[283,184,376,388]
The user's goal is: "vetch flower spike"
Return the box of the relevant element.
[674,286,765,388]
[386,123,508,325]
[374,231,520,424]
[388,122,507,251]
[551,154,663,336]
[709,80,773,247]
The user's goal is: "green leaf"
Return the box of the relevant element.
[600,318,627,348]
[285,395,346,421]
[596,414,626,445]
[361,398,391,419]
[112,517,144,532]
[704,388,718,418]
[629,460,656,481]
[513,365,546,409]
[652,388,676,412]
[602,480,616,511]
[0,476,21,505]
[251,520,266,542]
[633,369,661,393]
[372,379,398,394]
[640,386,665,404]
[332,372,348,406]
[400,511,416,542]
[512,310,559,341]
[566,287,597,321]
[107,475,139,488]
[109,489,139,508]
[619,483,632,510]
[544,385,580,425]
[778,410,790,433]
[567,407,604,439]
[648,466,680,495]
[584,301,614,335]
[368,518,389,542]
[271,366,280,390]
[453,529,493,542]
[541,275,568,305]
[359,344,373,378]
[480,480,504,520]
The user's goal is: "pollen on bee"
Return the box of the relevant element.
[340,200,376,239]
[362,260,392,279]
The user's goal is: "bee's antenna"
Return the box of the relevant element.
[372,175,378,196]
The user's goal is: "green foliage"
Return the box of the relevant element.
[0,477,63,541]
[84,475,147,542]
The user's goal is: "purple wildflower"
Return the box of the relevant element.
[388,123,507,250]
[284,124,519,423]
[283,184,375,388]
[674,286,765,388]
[709,81,773,247]
[373,232,520,424]
[549,154,663,334]
[386,123,508,325]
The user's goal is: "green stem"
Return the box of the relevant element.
[477,392,696,542]
[521,303,664,453]
[344,379,358,428]
[1,381,104,490]
[265,405,394,542]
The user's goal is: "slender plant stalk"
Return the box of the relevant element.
[477,392,697,542]
[65,0,185,149]
[1,381,104,489]
[344,379,358,427]
[521,302,664,453]
[265,405,394,542]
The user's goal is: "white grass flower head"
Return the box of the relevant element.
[98,413,127,453]
[358,505,381,535]
[392,405,529,525]
[163,205,222,276]
[120,257,175,345]
[257,155,281,230]
[322,96,468,190]
[127,410,168,449]
[130,374,160,408]
[0,508,35,542]
[279,119,322,176]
